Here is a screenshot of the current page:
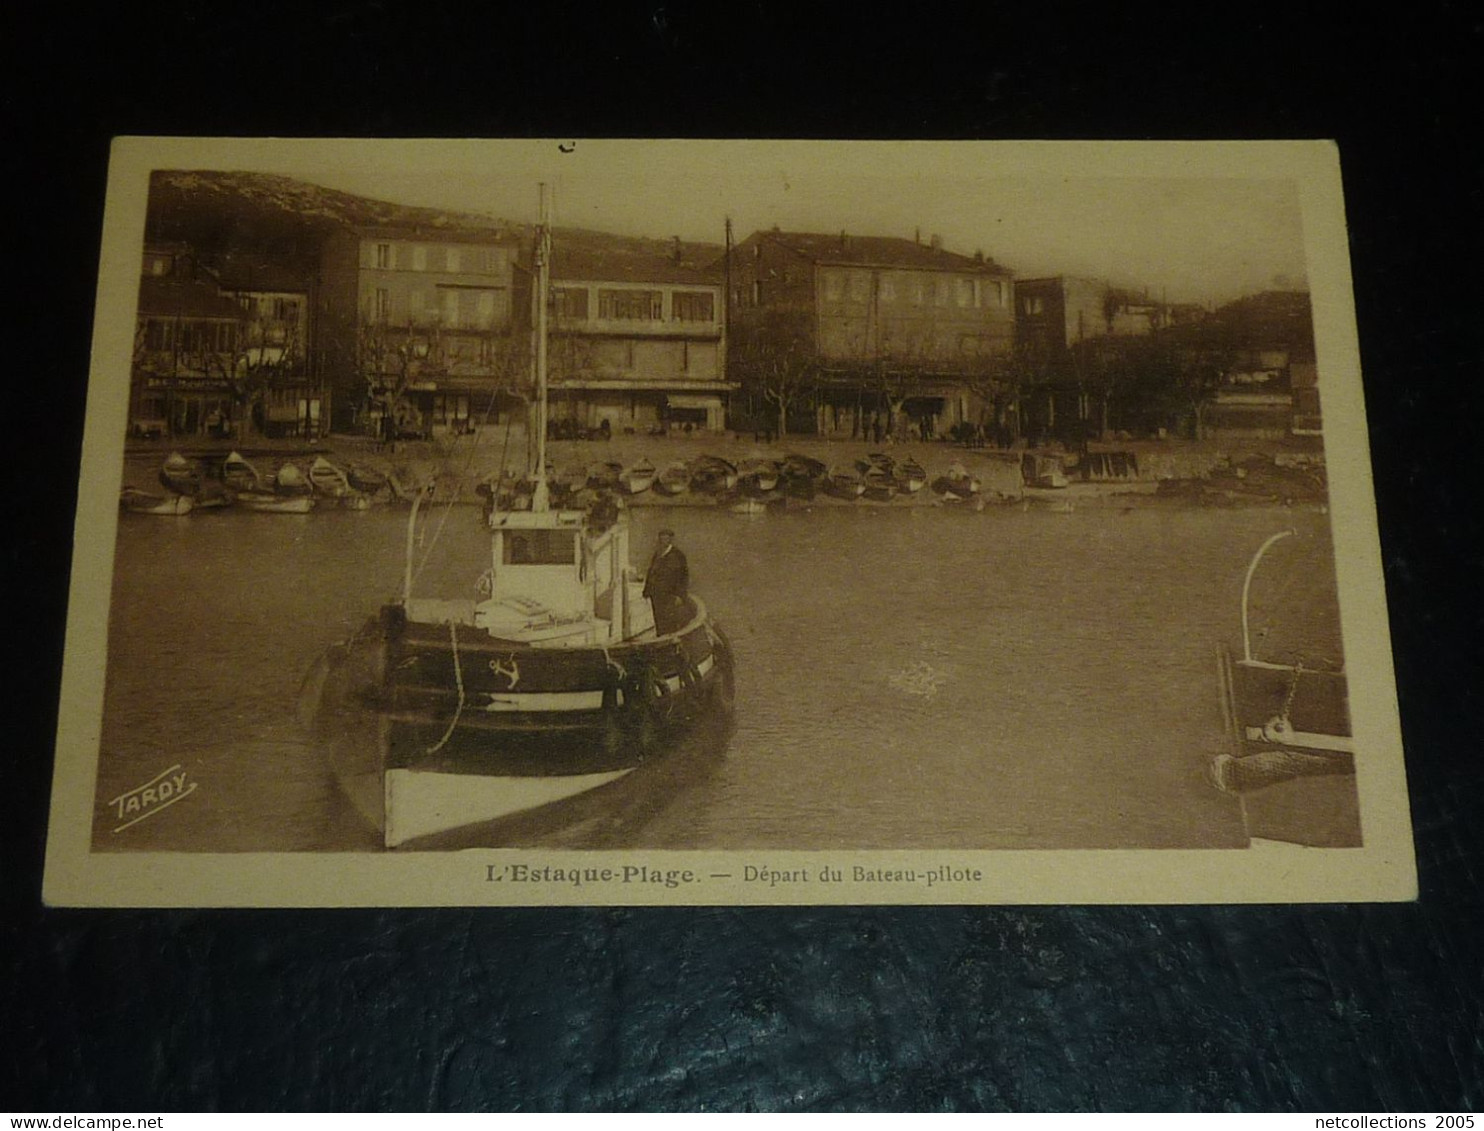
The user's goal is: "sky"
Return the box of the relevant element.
[177,139,1313,307]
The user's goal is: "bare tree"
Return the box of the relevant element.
[732,311,817,440]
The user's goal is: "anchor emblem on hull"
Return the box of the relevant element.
[488,655,520,690]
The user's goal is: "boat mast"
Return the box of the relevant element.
[531,184,552,513]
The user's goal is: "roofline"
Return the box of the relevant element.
[349,224,517,244]
[743,230,1012,275]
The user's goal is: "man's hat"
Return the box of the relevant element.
[658,528,675,537]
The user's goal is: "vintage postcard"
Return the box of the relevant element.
[43,138,1415,906]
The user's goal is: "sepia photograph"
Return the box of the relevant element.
[42,138,1414,906]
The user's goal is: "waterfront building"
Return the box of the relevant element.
[317,225,527,437]
[1012,275,1169,443]
[727,229,1016,438]
[1193,291,1319,439]
[546,238,731,434]
[214,251,330,440]
[131,243,243,439]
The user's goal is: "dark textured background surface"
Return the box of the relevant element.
[4,3,1481,1111]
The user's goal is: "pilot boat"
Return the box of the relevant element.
[301,192,735,848]
[1210,530,1358,847]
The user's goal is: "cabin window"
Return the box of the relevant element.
[502,529,576,566]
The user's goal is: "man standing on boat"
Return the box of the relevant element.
[643,529,690,636]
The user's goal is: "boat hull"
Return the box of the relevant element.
[1212,646,1360,846]
[305,601,735,847]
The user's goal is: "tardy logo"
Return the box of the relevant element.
[108,764,197,832]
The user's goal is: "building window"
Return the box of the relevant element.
[412,246,427,271]
[375,243,391,269]
[881,277,896,302]
[671,291,714,322]
[442,288,459,326]
[552,287,589,319]
[848,273,869,302]
[375,287,391,320]
[913,279,925,306]
[824,274,843,301]
[1024,296,1044,316]
[958,279,975,307]
[752,280,763,305]
[446,246,462,273]
[995,280,1006,307]
[598,289,663,320]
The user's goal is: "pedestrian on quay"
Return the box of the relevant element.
[643,528,690,636]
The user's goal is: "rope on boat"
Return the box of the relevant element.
[602,646,627,684]
[411,388,508,592]
[423,619,467,756]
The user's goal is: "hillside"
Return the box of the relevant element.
[145,170,724,275]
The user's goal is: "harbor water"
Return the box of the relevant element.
[92,500,1346,852]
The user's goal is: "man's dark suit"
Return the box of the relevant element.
[643,544,689,635]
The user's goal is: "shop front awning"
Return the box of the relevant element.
[665,394,725,409]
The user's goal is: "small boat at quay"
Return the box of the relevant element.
[235,491,316,514]
[738,459,781,496]
[654,460,692,497]
[823,466,866,501]
[302,190,735,849]
[585,461,623,492]
[617,458,657,495]
[120,487,194,515]
[1022,452,1070,490]
[159,451,203,494]
[859,459,896,502]
[780,454,827,499]
[689,456,739,496]
[933,462,982,500]
[1209,530,1358,847]
[894,457,928,495]
[222,451,263,492]
[309,456,353,497]
[347,463,390,496]
[273,462,313,496]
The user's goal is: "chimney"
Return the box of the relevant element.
[974,249,984,264]
[672,236,682,262]
[915,227,921,244]
[839,229,848,251]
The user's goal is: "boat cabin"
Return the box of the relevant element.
[404,509,655,648]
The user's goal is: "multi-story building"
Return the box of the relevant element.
[214,251,329,440]
[1012,276,1167,442]
[547,242,731,433]
[1195,291,1319,439]
[318,225,526,437]
[131,243,243,438]
[728,229,1015,438]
